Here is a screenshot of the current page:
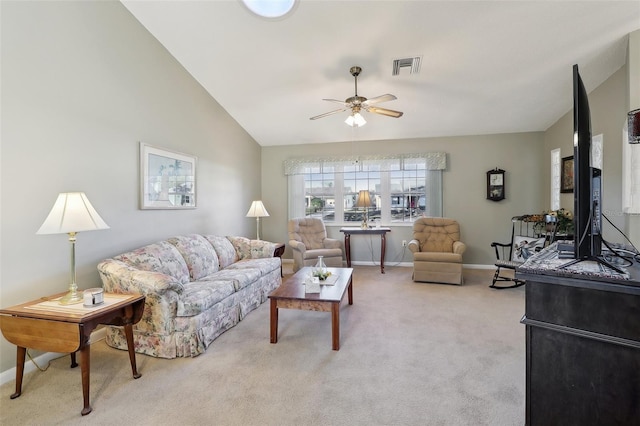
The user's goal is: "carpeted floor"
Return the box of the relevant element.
[0,265,525,425]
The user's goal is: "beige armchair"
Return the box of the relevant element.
[288,218,343,272]
[408,217,466,285]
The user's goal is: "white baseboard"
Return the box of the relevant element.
[0,328,106,386]
[344,261,494,270]
[464,264,496,270]
[283,258,495,270]
[349,260,413,268]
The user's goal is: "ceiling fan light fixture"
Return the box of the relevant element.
[242,0,296,19]
[345,112,366,127]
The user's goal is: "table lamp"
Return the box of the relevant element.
[356,190,372,229]
[246,200,269,240]
[37,192,110,305]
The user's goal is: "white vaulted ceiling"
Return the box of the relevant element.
[122,0,640,146]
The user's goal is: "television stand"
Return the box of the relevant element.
[517,246,640,425]
[559,254,625,274]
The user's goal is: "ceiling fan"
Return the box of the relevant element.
[310,66,403,127]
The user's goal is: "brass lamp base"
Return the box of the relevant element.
[360,209,369,229]
[59,287,83,305]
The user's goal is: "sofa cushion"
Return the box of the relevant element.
[168,235,220,280]
[176,280,236,317]
[228,258,281,275]
[114,241,190,284]
[201,268,262,291]
[204,235,239,269]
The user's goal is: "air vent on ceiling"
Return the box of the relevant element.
[392,56,422,76]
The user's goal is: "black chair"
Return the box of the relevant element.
[490,215,557,289]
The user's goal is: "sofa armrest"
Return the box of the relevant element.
[98,259,181,335]
[249,239,277,259]
[322,238,342,250]
[97,259,184,296]
[228,236,280,259]
[453,241,467,255]
[408,239,420,253]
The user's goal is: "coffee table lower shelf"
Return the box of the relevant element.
[269,267,353,350]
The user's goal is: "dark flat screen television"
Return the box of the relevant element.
[563,65,622,273]
[572,64,601,259]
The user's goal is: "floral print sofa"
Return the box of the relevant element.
[97,234,281,358]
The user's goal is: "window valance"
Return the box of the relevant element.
[283,152,447,175]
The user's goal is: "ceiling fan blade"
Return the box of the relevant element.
[310,107,350,120]
[322,98,350,107]
[362,94,397,106]
[367,106,404,118]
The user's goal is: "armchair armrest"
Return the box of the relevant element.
[453,241,467,255]
[408,239,420,253]
[322,238,342,250]
[289,240,306,253]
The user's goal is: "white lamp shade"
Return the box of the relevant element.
[246,200,270,218]
[345,112,366,127]
[37,192,110,235]
[356,190,372,207]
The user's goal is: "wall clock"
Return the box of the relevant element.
[487,168,505,201]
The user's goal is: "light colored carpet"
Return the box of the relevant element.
[0,265,525,425]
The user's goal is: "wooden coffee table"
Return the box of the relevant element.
[269,267,353,350]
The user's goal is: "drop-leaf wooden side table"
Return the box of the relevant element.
[0,292,145,416]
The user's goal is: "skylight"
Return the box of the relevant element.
[242,0,297,19]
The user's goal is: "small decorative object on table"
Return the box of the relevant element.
[305,276,321,293]
[83,288,104,307]
[312,256,332,281]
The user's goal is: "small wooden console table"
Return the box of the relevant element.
[0,292,145,416]
[340,227,391,273]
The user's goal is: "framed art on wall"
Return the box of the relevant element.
[561,156,574,193]
[140,143,197,209]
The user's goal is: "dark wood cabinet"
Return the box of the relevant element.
[518,264,640,426]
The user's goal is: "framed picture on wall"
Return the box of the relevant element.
[140,142,197,209]
[561,156,574,193]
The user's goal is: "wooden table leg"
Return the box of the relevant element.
[270,299,278,344]
[331,302,340,350]
[347,277,353,305]
[124,324,141,379]
[79,345,92,416]
[70,351,78,368]
[344,234,352,267]
[380,233,386,273]
[10,346,26,399]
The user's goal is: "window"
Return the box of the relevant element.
[550,148,560,211]
[285,153,445,225]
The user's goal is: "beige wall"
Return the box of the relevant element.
[0,2,262,373]
[262,133,545,266]
[627,30,640,244]
[0,2,634,377]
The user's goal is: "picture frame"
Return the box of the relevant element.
[140,142,197,209]
[561,156,574,193]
